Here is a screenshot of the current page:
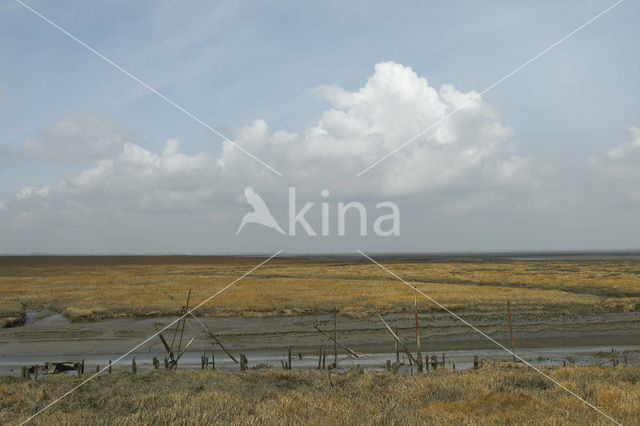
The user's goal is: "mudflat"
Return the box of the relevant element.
[1,255,639,373]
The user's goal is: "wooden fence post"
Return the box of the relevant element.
[322,346,326,370]
[240,354,247,371]
[507,302,515,361]
[109,360,112,374]
[132,357,137,375]
[333,307,338,368]
[288,346,292,370]
[414,289,423,373]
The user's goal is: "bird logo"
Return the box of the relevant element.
[236,186,285,235]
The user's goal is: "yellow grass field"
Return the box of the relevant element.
[1,255,639,324]
[1,364,638,425]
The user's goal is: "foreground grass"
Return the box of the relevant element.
[1,256,639,322]
[1,364,638,425]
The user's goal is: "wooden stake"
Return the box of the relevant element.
[176,289,192,356]
[394,325,399,363]
[333,307,338,368]
[322,346,326,370]
[158,333,177,369]
[378,315,417,365]
[288,346,292,370]
[414,288,421,352]
[132,357,137,375]
[240,354,247,371]
[108,360,112,374]
[414,289,423,372]
[507,302,515,360]
[162,290,238,363]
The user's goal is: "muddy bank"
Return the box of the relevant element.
[1,309,639,374]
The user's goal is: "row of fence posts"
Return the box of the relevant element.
[17,301,633,378]
[21,304,491,377]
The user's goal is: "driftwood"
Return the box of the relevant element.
[312,325,384,363]
[25,361,78,376]
[46,361,77,374]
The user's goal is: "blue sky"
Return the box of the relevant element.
[0,0,639,253]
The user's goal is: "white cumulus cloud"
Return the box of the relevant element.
[9,61,635,253]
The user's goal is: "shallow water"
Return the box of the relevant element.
[2,343,638,376]
[2,309,639,376]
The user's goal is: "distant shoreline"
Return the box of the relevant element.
[2,250,640,261]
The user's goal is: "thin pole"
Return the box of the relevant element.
[414,288,421,352]
[333,307,338,367]
[414,288,423,372]
[162,290,237,363]
[507,302,515,360]
[378,314,416,365]
[177,289,192,357]
[394,325,399,363]
[312,325,383,362]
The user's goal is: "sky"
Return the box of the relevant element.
[0,0,639,254]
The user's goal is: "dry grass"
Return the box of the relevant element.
[1,364,638,425]
[1,256,639,323]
